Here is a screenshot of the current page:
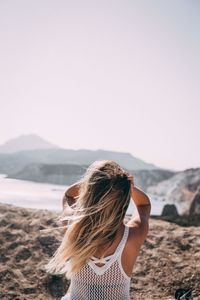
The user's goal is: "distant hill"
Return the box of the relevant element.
[0,147,162,175]
[0,134,174,187]
[6,163,175,188]
[0,134,59,153]
[0,134,163,171]
[0,134,166,174]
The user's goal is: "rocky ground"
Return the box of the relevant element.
[0,203,199,300]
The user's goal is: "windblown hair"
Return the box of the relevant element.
[45,160,131,279]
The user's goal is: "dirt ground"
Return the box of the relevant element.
[0,203,199,300]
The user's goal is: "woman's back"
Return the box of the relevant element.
[46,161,151,300]
[61,224,132,300]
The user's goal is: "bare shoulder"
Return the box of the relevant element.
[126,225,149,249]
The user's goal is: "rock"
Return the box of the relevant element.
[0,253,9,263]
[189,192,200,215]
[37,235,60,256]
[7,241,21,250]
[0,268,14,283]
[21,286,38,294]
[161,204,179,216]
[15,247,32,262]
[45,274,69,297]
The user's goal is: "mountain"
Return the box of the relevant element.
[6,163,175,188]
[0,134,59,153]
[0,134,175,190]
[147,168,200,215]
[0,148,163,176]
[0,134,164,171]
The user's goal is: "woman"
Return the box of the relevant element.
[46,160,151,300]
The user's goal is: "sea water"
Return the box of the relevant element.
[0,174,168,215]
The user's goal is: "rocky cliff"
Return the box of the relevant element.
[147,168,200,215]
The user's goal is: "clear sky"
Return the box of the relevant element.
[0,0,199,171]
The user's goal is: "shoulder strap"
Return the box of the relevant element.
[87,225,129,275]
[115,224,129,258]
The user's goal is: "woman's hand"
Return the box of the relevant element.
[123,171,134,188]
[126,174,135,199]
[127,175,134,186]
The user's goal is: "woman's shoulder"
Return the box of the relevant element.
[125,221,149,249]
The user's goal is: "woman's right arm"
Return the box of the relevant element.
[128,185,151,223]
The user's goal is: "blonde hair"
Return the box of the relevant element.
[45,160,131,279]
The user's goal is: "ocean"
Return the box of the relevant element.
[0,174,166,215]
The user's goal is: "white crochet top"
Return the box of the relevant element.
[61,224,131,300]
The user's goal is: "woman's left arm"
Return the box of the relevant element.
[61,181,82,227]
[62,181,82,210]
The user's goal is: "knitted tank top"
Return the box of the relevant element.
[61,224,131,300]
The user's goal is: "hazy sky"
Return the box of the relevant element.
[0,0,199,171]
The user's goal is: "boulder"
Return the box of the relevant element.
[189,192,200,215]
[161,204,179,217]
